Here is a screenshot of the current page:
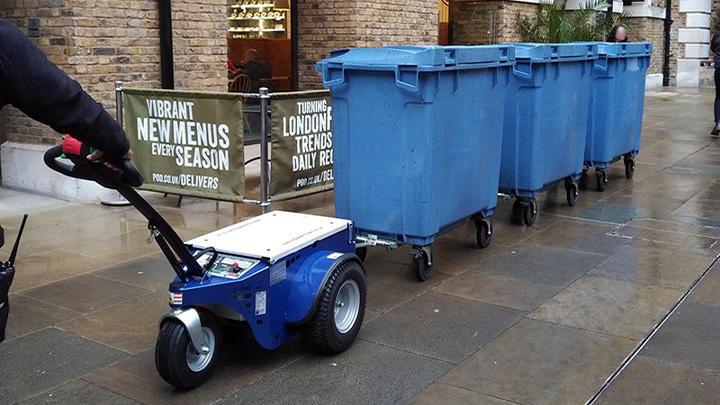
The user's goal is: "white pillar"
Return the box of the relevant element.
[677,0,712,87]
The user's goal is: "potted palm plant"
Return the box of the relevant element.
[517,0,632,43]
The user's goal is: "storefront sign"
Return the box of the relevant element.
[123,88,245,202]
[270,90,334,201]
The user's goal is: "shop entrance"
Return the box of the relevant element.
[227,0,295,93]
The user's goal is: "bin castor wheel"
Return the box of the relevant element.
[582,166,589,177]
[355,246,367,263]
[624,155,635,179]
[155,311,220,389]
[475,218,493,249]
[520,198,538,226]
[304,259,366,353]
[412,246,433,282]
[595,169,608,192]
[565,180,579,207]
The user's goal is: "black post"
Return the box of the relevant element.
[159,0,174,89]
[663,0,673,86]
[291,0,298,90]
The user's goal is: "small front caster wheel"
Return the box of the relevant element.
[355,246,367,263]
[624,156,635,179]
[155,314,220,390]
[595,169,608,192]
[565,180,579,207]
[475,218,493,249]
[304,260,366,353]
[413,246,433,282]
[521,199,538,226]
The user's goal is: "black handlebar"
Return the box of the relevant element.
[109,159,144,188]
[193,247,219,271]
[43,145,143,189]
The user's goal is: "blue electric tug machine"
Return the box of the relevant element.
[44,136,367,389]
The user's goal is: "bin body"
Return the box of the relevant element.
[585,42,652,168]
[499,43,598,197]
[318,45,514,246]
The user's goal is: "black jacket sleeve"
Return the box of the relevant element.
[712,33,720,56]
[0,20,129,157]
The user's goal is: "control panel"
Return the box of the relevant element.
[196,252,259,280]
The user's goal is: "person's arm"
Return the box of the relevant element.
[711,34,720,56]
[0,20,129,157]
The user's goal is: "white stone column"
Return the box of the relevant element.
[677,0,712,87]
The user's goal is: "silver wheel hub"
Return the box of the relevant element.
[186,326,215,372]
[334,279,360,334]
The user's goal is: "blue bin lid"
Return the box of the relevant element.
[596,42,652,57]
[319,45,515,70]
[513,43,598,61]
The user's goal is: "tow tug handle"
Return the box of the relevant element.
[43,136,143,189]
[43,136,205,283]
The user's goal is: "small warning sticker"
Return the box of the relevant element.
[327,252,343,260]
[269,262,287,286]
[255,291,267,316]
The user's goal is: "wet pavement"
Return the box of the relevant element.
[1,87,720,404]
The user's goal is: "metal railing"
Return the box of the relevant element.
[113,81,272,214]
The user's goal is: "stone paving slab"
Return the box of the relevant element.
[440,319,637,405]
[57,291,168,355]
[408,382,519,405]
[469,243,607,288]
[597,356,720,404]
[0,328,128,403]
[640,301,720,373]
[92,256,177,293]
[359,291,526,364]
[216,339,454,405]
[434,271,561,312]
[20,380,140,405]
[529,275,682,340]
[4,294,79,340]
[587,242,714,290]
[20,274,151,315]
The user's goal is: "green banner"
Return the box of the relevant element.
[123,88,245,202]
[270,90,334,201]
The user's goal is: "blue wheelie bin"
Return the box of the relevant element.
[499,43,598,226]
[317,45,515,280]
[585,42,652,191]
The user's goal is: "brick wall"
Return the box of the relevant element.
[453,1,497,44]
[171,1,227,90]
[354,0,438,47]
[630,18,664,76]
[296,0,359,90]
[297,0,439,89]
[0,0,226,145]
[453,1,541,45]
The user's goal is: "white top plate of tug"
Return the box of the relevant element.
[186,211,352,264]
